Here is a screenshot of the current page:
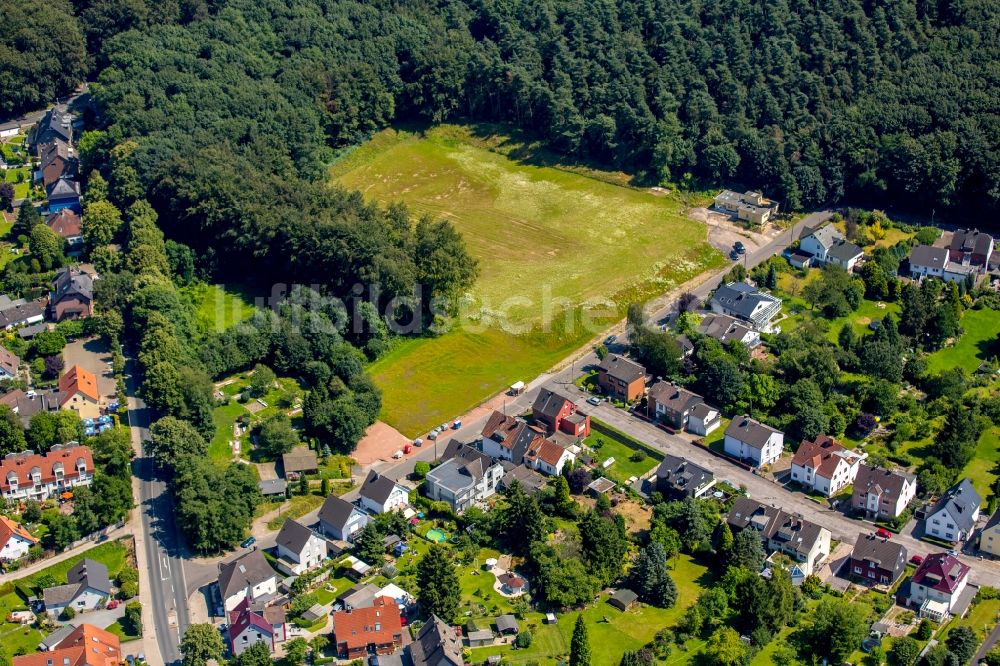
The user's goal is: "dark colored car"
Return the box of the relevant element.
[734,241,746,254]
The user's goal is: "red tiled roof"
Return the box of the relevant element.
[14,624,120,666]
[0,446,94,491]
[0,515,37,550]
[526,438,566,467]
[59,365,99,404]
[229,597,277,643]
[46,209,82,238]
[333,596,402,652]
[911,553,970,594]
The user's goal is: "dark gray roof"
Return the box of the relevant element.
[281,448,318,474]
[410,615,464,666]
[727,497,826,557]
[38,109,72,146]
[339,582,379,609]
[851,532,907,574]
[647,381,703,417]
[500,465,547,494]
[828,239,864,262]
[690,403,718,420]
[531,387,575,423]
[852,465,915,500]
[984,507,1000,533]
[68,558,111,595]
[929,478,981,533]
[677,334,694,355]
[656,455,713,492]
[276,519,316,555]
[429,443,498,493]
[725,416,781,448]
[39,624,76,650]
[495,614,519,633]
[43,583,83,607]
[951,229,993,256]
[218,550,277,600]
[52,267,92,304]
[610,588,638,607]
[0,299,45,329]
[598,355,645,383]
[46,178,80,199]
[318,494,359,531]
[360,470,400,505]
[711,282,779,319]
[698,313,754,345]
[910,245,948,268]
[17,322,48,339]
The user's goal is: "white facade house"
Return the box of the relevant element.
[42,559,112,617]
[688,403,721,437]
[790,436,864,497]
[0,516,37,561]
[424,444,504,513]
[1,445,94,503]
[710,282,782,331]
[359,471,409,514]
[925,479,981,542]
[525,438,575,476]
[799,223,864,271]
[275,519,326,576]
[219,550,279,612]
[724,416,783,468]
[908,553,970,620]
[318,495,369,542]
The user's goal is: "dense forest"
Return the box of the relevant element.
[4,0,998,221]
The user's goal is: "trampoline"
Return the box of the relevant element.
[425,528,448,543]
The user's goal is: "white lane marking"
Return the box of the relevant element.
[160,554,170,581]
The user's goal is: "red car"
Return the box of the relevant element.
[106,600,120,610]
[910,554,924,566]
[876,528,893,539]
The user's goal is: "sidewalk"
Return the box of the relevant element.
[0,525,129,583]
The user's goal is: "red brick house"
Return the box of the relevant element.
[531,388,589,437]
[597,355,646,402]
[332,596,402,659]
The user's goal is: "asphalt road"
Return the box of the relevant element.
[126,361,189,665]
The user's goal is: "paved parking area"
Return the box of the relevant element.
[62,336,116,401]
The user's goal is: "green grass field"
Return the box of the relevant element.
[209,373,304,462]
[181,283,258,335]
[961,426,999,500]
[927,308,1000,374]
[584,419,662,484]
[336,126,723,436]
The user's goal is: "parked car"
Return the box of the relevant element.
[734,241,746,254]
[729,249,740,260]
[910,554,924,565]
[440,422,450,431]
[427,431,438,440]
[413,438,423,447]
[452,420,461,429]
[392,450,403,459]
[403,444,412,454]
[241,536,256,549]
[107,600,120,610]
[605,335,617,345]
[587,396,601,406]
[875,528,892,539]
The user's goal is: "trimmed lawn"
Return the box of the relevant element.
[105,620,140,640]
[209,373,305,463]
[209,401,245,462]
[927,308,1000,374]
[961,426,1000,501]
[469,553,713,665]
[181,283,258,336]
[339,126,724,437]
[940,597,1000,643]
[824,298,902,343]
[584,419,662,484]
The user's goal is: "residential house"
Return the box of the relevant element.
[524,437,574,476]
[46,178,81,213]
[531,388,590,437]
[339,582,380,611]
[318,494,369,542]
[479,411,543,465]
[0,445,94,502]
[274,519,326,576]
[50,267,93,321]
[46,209,84,253]
[790,435,864,498]
[907,553,970,620]
[924,478,981,542]
[359,470,409,514]
[851,465,917,520]
[597,355,646,402]
[58,365,101,419]
[727,497,831,575]
[498,464,547,495]
[848,533,908,587]
[697,313,761,348]
[280,447,318,479]
[228,596,286,656]
[724,416,784,468]
[0,347,19,380]
[609,588,639,611]
[218,550,279,612]
[908,245,980,284]
[39,140,76,188]
[0,298,45,330]
[646,381,703,430]
[713,190,779,225]
[709,282,782,331]
[409,615,464,666]
[331,596,403,659]
[15,624,120,666]
[43,558,112,617]
[0,515,37,561]
[258,478,287,499]
[979,508,1000,556]
[798,223,864,271]
[689,403,722,437]
[0,389,62,427]
[35,109,73,149]
[949,229,994,269]
[424,442,504,513]
[653,455,715,500]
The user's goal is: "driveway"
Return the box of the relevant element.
[62,336,116,401]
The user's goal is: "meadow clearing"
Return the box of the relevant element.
[335,126,723,436]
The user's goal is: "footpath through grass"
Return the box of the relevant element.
[339,126,723,436]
